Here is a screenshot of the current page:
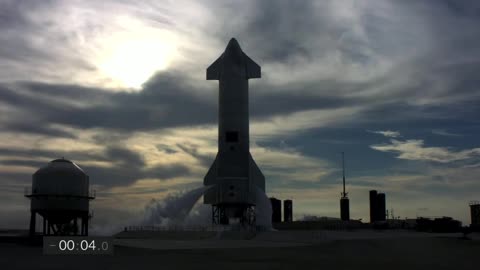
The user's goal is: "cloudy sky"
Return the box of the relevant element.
[1,0,479,229]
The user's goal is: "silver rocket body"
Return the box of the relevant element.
[203,38,265,224]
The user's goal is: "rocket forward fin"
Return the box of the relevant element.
[245,53,261,79]
[206,55,223,80]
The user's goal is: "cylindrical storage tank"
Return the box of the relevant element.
[31,159,90,222]
[269,198,281,223]
[377,193,386,221]
[27,158,94,236]
[340,197,350,221]
[284,200,293,222]
[369,190,378,223]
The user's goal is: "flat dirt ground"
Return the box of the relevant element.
[0,236,478,270]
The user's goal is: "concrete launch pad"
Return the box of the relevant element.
[113,229,480,250]
[1,230,479,270]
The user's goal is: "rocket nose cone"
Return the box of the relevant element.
[224,38,243,66]
[227,38,239,47]
[225,38,243,54]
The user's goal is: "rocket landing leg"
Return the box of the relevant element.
[212,205,228,225]
[212,204,256,226]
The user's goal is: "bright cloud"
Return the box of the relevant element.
[431,129,462,137]
[371,139,480,163]
[368,130,401,138]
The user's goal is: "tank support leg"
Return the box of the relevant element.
[81,214,89,236]
[84,216,89,236]
[80,219,84,235]
[29,211,36,237]
[73,218,78,235]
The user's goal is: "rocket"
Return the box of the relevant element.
[203,38,265,224]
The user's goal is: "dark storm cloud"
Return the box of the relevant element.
[0,147,106,162]
[2,63,480,151]
[0,0,57,28]
[0,159,50,169]
[4,70,454,138]
[105,146,144,167]
[0,0,99,84]
[83,161,191,187]
[2,122,76,138]
[1,0,480,136]
[240,0,321,62]
[83,145,193,186]
[0,1,53,63]
[0,73,214,132]
[156,144,178,154]
[200,0,480,128]
[0,145,192,187]
[0,75,366,133]
[411,0,480,17]
[20,81,112,101]
[0,171,31,185]
[252,81,368,118]
[0,83,103,138]
[175,143,214,168]
[0,1,28,28]
[0,0,56,62]
[208,0,371,67]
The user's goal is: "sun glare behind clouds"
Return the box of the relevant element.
[96,16,178,89]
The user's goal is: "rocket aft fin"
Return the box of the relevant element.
[203,155,218,204]
[249,153,265,191]
[204,155,218,186]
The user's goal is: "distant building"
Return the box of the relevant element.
[369,190,378,223]
[340,197,349,221]
[284,200,293,222]
[470,201,480,230]
[273,216,366,231]
[369,190,387,223]
[377,193,386,221]
[402,219,417,229]
[416,217,462,233]
[302,216,341,221]
[270,198,282,223]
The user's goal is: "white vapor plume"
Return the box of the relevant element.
[142,185,212,227]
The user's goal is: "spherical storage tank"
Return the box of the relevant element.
[27,158,94,236]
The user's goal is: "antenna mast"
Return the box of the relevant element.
[342,152,347,198]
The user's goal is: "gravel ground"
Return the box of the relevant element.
[0,231,478,270]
